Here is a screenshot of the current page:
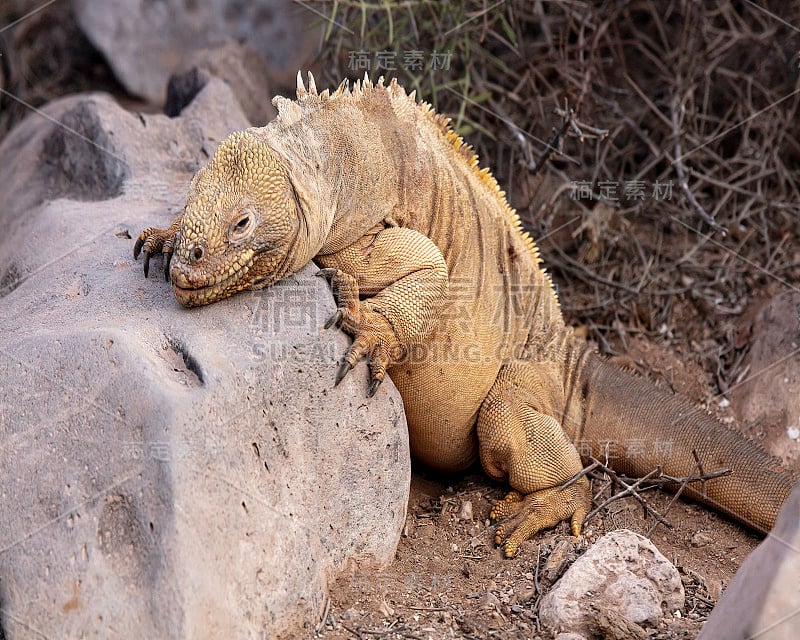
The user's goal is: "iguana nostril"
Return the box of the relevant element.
[191,245,204,262]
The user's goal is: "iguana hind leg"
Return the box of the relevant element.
[478,364,591,557]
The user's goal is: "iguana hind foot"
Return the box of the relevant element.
[479,362,591,556]
[492,480,590,557]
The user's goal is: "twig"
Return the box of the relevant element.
[560,459,602,489]
[555,104,610,141]
[315,596,331,634]
[670,94,727,235]
[574,456,732,530]
[530,108,572,174]
[646,455,702,538]
[583,465,672,528]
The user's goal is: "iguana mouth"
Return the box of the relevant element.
[171,263,251,307]
[172,281,220,307]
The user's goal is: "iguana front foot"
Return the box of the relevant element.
[492,479,590,557]
[317,268,402,396]
[133,217,182,280]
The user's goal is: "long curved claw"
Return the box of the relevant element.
[368,378,382,398]
[134,220,181,281]
[335,361,353,386]
[324,309,344,330]
[315,268,401,397]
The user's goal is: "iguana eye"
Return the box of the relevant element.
[229,212,255,241]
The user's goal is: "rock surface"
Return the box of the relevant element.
[71,0,322,104]
[698,481,800,640]
[0,78,409,638]
[730,292,800,471]
[165,42,277,126]
[539,530,684,637]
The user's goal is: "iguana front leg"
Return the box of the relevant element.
[316,225,448,396]
[478,364,591,557]
[133,216,182,279]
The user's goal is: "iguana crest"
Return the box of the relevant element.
[270,71,542,269]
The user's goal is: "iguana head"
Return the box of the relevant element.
[169,129,309,307]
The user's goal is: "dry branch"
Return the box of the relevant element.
[569,456,732,533]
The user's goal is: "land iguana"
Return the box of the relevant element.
[134,73,794,557]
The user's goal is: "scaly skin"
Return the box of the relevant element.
[135,73,794,557]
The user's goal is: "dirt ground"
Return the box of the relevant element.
[317,476,757,640]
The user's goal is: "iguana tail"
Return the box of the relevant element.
[576,352,794,533]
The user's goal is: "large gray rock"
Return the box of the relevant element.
[71,0,323,104]
[0,78,409,638]
[539,530,684,638]
[698,482,800,640]
[164,42,277,125]
[730,292,800,471]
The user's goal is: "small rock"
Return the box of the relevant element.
[539,530,684,636]
[705,578,722,602]
[402,515,414,538]
[378,599,394,618]
[340,608,357,621]
[592,605,648,640]
[691,531,713,547]
[479,591,500,610]
[458,500,473,521]
[418,524,435,540]
[542,539,576,586]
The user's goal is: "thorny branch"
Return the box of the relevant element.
[530,101,609,175]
